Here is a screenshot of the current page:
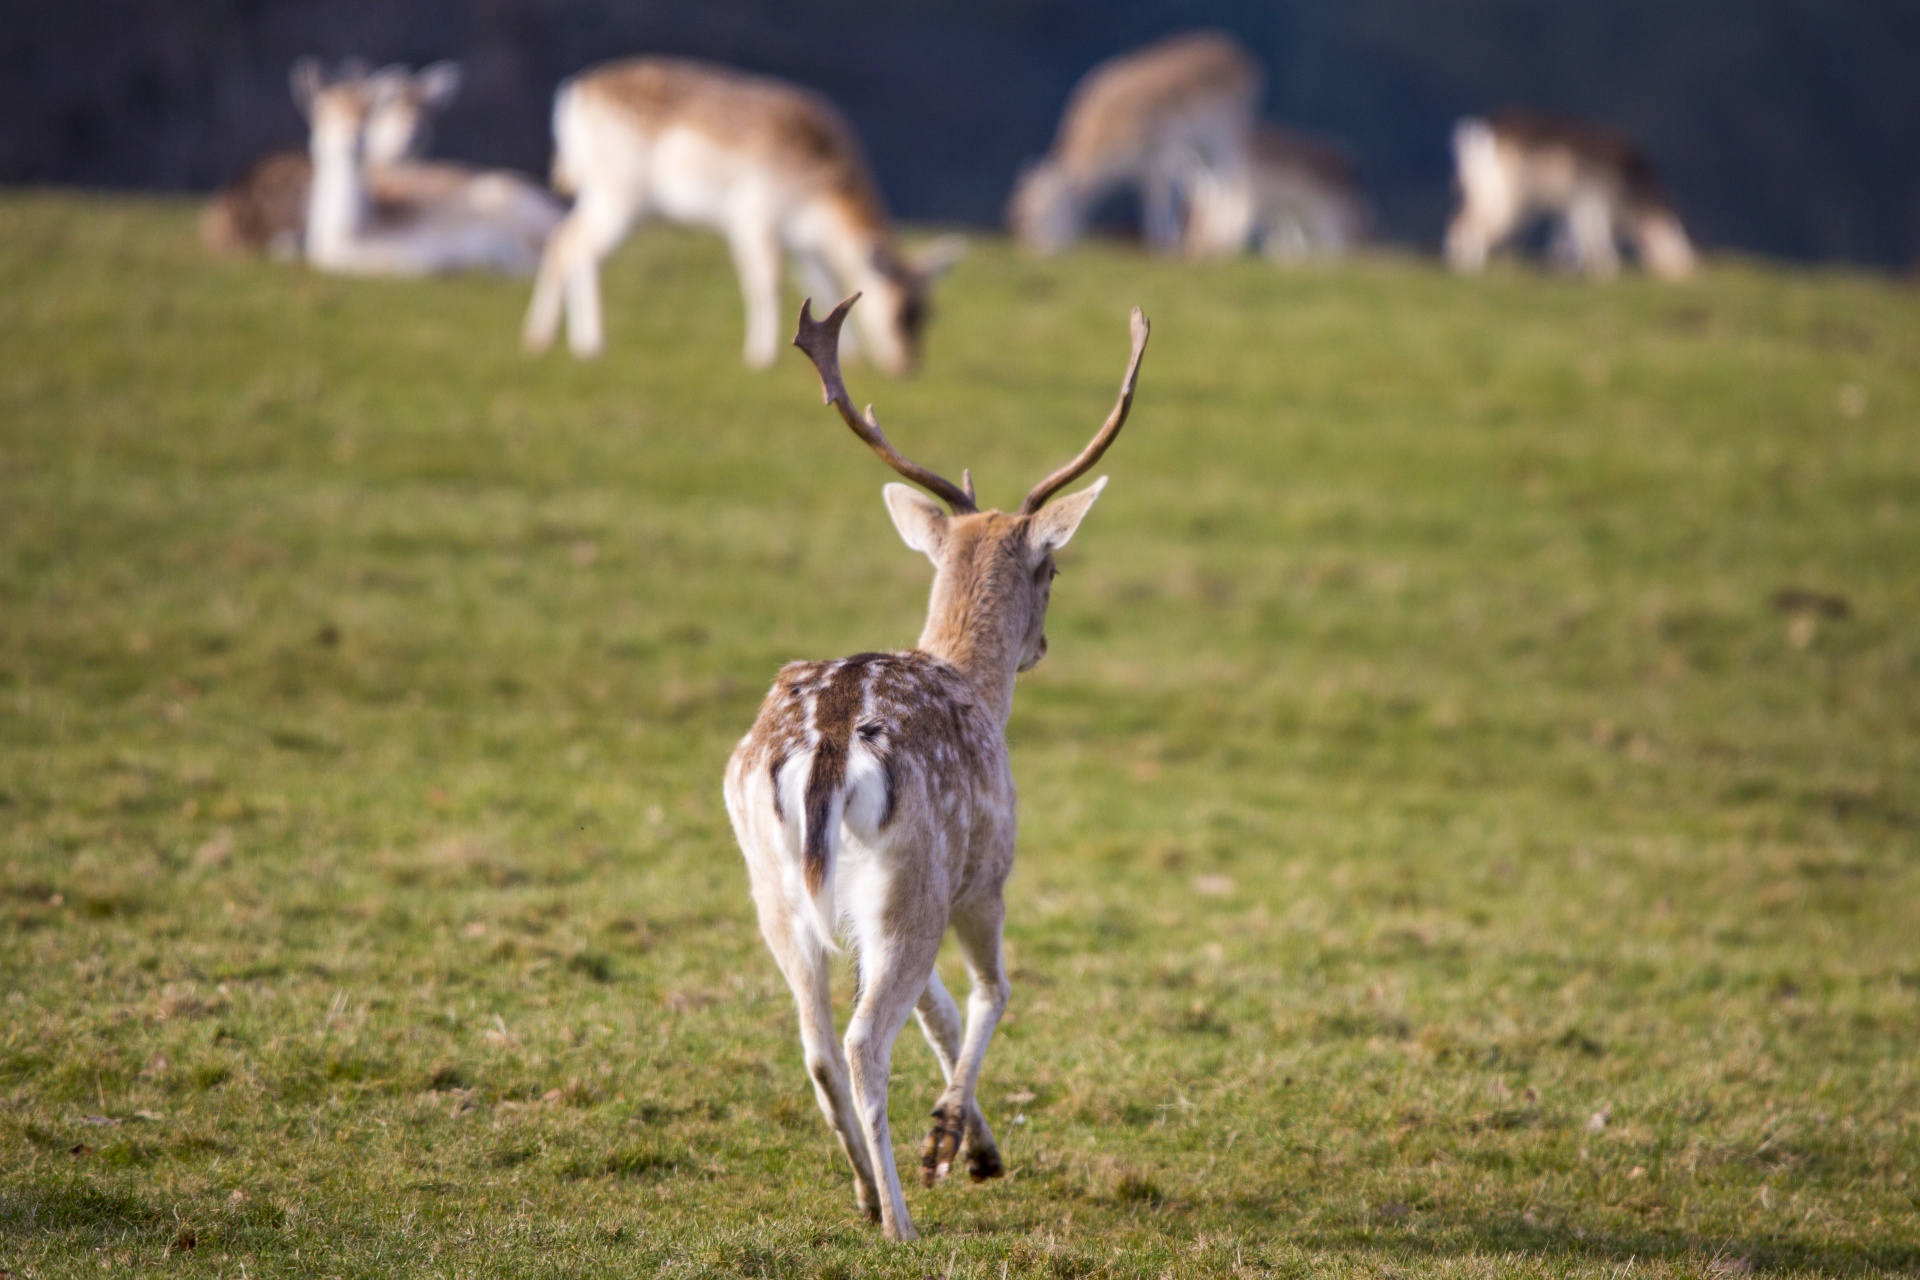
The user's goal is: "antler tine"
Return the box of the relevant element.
[793,296,978,514]
[1019,307,1150,515]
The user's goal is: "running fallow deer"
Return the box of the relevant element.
[724,295,1150,1241]
[202,60,461,260]
[1445,110,1696,280]
[1180,121,1372,263]
[1008,30,1260,256]
[297,60,562,277]
[523,58,961,370]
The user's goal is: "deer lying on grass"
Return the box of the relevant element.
[724,295,1149,1241]
[1008,30,1260,256]
[202,59,464,260]
[523,59,960,370]
[297,59,562,277]
[1180,122,1371,263]
[1445,110,1695,280]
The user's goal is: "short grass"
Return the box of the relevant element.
[2,192,1917,1278]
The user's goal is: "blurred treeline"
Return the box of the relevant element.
[2,0,1915,266]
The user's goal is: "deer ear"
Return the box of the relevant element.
[290,57,326,117]
[415,61,462,110]
[884,484,948,559]
[1027,476,1106,554]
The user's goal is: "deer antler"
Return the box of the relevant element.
[1019,308,1150,515]
[793,296,977,513]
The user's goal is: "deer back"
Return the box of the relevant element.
[1485,109,1673,211]
[1053,31,1261,178]
[564,58,891,231]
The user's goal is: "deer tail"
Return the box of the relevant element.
[798,735,849,950]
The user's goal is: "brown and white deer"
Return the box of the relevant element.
[297,59,563,277]
[724,295,1149,1241]
[1179,121,1372,264]
[1445,110,1695,280]
[523,58,960,370]
[202,59,464,260]
[1008,31,1260,256]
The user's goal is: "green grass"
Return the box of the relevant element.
[1,191,1917,1278]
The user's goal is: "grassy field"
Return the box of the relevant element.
[1,191,1917,1278]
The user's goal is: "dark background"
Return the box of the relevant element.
[4,0,1917,266]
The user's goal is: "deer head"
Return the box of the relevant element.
[793,295,1148,697]
[1006,159,1078,254]
[365,61,461,165]
[860,235,966,375]
[291,58,458,166]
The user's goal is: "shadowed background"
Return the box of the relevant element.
[2,0,1917,267]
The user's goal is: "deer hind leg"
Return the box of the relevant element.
[750,881,883,1223]
[1445,204,1503,272]
[524,191,634,358]
[522,218,570,351]
[1140,157,1182,254]
[727,215,783,369]
[1566,193,1620,279]
[922,902,1009,1186]
[845,928,945,1241]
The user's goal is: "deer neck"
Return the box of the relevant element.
[306,120,369,257]
[811,196,912,361]
[914,543,1032,727]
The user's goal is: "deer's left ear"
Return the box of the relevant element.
[907,235,967,284]
[1027,476,1106,554]
[884,483,948,560]
[415,61,463,109]
[290,57,326,117]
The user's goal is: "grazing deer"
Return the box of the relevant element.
[1445,110,1695,280]
[724,295,1149,1241]
[523,58,960,370]
[1180,122,1371,263]
[1008,31,1260,256]
[201,60,461,260]
[296,59,562,277]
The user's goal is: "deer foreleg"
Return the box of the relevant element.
[923,905,1008,1186]
[915,965,1004,1186]
[728,216,784,369]
[796,251,862,363]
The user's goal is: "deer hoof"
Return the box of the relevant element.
[965,1142,1005,1183]
[920,1104,964,1187]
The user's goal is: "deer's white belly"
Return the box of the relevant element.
[646,128,779,230]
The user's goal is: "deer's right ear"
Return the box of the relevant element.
[1026,476,1106,554]
[884,483,947,559]
[290,57,326,117]
[415,61,463,110]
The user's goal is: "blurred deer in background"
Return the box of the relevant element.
[724,295,1149,1241]
[523,59,961,369]
[296,59,562,277]
[1445,110,1695,280]
[1179,121,1372,263]
[201,59,461,260]
[1008,30,1260,256]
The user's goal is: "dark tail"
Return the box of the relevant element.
[802,735,848,897]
